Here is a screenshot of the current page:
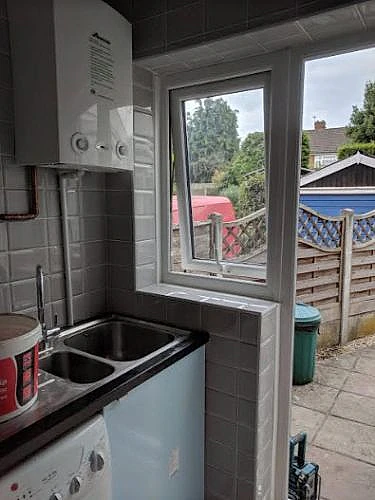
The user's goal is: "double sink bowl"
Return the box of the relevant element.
[39,316,187,386]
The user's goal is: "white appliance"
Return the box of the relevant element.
[0,414,111,499]
[7,0,133,171]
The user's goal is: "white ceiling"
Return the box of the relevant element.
[137,0,375,75]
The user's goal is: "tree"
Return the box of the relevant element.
[347,81,375,142]
[186,98,240,183]
[301,131,311,169]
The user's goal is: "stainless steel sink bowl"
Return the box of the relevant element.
[39,351,114,383]
[64,320,175,361]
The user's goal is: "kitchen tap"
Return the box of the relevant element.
[36,265,60,350]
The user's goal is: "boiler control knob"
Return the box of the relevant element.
[90,450,105,472]
[116,141,128,159]
[49,494,63,500]
[71,133,89,153]
[69,476,82,495]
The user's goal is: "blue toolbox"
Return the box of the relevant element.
[288,432,321,500]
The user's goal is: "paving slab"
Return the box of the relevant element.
[318,353,358,370]
[314,363,349,389]
[307,445,375,500]
[343,371,375,398]
[354,356,375,376]
[331,391,375,426]
[291,405,325,443]
[314,415,375,464]
[292,383,339,413]
[357,346,375,359]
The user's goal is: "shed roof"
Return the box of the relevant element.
[300,152,375,186]
[304,126,347,154]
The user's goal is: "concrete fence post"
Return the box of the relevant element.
[339,208,354,345]
[208,213,223,264]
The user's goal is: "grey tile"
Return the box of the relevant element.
[135,239,156,266]
[108,265,134,291]
[51,299,67,328]
[206,414,236,448]
[0,252,8,282]
[68,217,80,242]
[46,190,60,217]
[236,478,255,500]
[206,0,247,31]
[8,219,47,250]
[47,219,62,246]
[9,248,48,280]
[81,216,106,242]
[238,398,256,429]
[134,190,155,216]
[134,215,155,241]
[134,111,154,139]
[132,0,165,21]
[11,279,39,311]
[107,215,132,241]
[106,171,132,192]
[81,172,106,191]
[83,241,106,267]
[3,164,29,189]
[134,165,154,190]
[0,87,13,123]
[237,424,255,456]
[66,190,79,216]
[206,465,235,500]
[50,274,65,302]
[72,269,83,296]
[167,2,204,45]
[133,15,166,54]
[237,452,255,483]
[107,190,133,216]
[69,243,83,269]
[81,191,106,216]
[0,222,7,251]
[239,342,258,372]
[5,189,32,214]
[133,293,165,323]
[0,53,12,90]
[238,370,258,401]
[206,388,236,422]
[206,361,237,395]
[165,297,201,330]
[240,312,260,345]
[49,246,63,273]
[134,136,154,165]
[108,288,136,316]
[108,240,133,267]
[206,440,235,474]
[206,335,239,368]
[202,305,240,338]
[136,262,156,289]
[0,283,10,311]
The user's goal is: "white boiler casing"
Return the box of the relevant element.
[8,0,133,171]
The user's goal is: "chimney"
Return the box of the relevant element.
[314,119,326,130]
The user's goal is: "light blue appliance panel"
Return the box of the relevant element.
[104,346,205,500]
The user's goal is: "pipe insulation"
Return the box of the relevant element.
[59,171,85,326]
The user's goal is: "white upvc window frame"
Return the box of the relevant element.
[158,50,299,301]
[170,73,269,282]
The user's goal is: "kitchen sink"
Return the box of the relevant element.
[39,351,114,383]
[64,320,175,361]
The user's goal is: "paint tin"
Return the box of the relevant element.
[0,314,41,422]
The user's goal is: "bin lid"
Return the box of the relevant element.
[295,303,321,325]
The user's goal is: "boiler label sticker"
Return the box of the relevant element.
[89,32,115,102]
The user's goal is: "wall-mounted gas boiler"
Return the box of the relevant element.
[7,0,133,171]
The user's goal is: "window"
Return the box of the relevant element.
[169,74,269,283]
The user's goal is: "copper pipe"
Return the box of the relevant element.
[0,166,39,221]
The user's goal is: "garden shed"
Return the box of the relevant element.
[300,151,375,215]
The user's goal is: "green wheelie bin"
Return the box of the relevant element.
[293,303,321,385]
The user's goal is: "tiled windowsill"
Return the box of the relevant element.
[139,283,278,316]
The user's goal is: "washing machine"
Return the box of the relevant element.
[0,414,111,500]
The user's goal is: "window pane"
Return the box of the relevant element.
[171,85,268,281]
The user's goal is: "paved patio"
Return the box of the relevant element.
[292,341,375,500]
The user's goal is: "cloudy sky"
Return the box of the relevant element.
[186,46,375,140]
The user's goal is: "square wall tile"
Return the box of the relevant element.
[202,305,240,338]
[167,2,204,45]
[206,465,235,500]
[206,388,237,422]
[206,0,247,32]
[206,335,239,368]
[206,361,237,395]
[206,440,235,474]
[133,15,166,55]
[9,248,48,281]
[8,219,47,250]
[206,414,236,448]
[165,297,201,330]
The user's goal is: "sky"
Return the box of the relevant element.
[186,46,375,140]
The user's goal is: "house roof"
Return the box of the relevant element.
[300,151,375,186]
[304,126,347,154]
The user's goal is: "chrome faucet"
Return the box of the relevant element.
[36,265,60,349]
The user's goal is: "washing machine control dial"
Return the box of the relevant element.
[90,450,105,472]
[69,476,82,495]
[49,494,63,500]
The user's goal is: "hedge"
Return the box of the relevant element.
[337,142,375,160]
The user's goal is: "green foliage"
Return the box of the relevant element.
[347,81,375,143]
[301,131,310,169]
[186,98,240,183]
[238,171,266,215]
[338,142,375,160]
